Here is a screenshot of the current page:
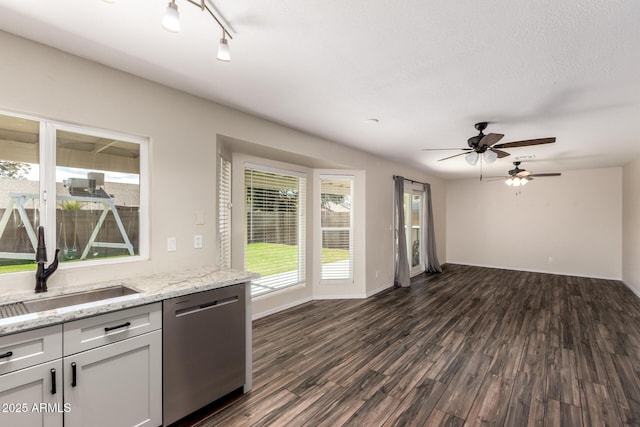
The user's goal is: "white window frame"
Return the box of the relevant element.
[319,174,354,284]
[0,109,149,276]
[244,162,306,297]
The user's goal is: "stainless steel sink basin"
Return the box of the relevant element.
[23,285,139,313]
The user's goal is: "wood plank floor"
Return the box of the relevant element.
[176,264,640,426]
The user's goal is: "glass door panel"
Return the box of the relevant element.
[410,193,422,271]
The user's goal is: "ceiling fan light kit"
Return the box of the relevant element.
[424,122,557,169]
[465,151,479,165]
[501,161,561,186]
[505,177,528,186]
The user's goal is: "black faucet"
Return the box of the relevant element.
[35,226,59,293]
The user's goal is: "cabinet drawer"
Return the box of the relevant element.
[0,325,63,375]
[63,303,161,356]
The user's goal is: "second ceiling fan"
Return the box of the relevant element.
[424,122,556,165]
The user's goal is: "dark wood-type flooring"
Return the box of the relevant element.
[178,264,640,426]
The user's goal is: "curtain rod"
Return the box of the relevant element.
[393,175,429,186]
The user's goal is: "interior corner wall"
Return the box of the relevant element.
[623,157,640,295]
[446,167,622,279]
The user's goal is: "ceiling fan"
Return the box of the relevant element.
[423,122,556,165]
[486,161,562,185]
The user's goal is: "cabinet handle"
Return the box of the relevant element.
[71,362,77,387]
[104,321,131,332]
[0,351,13,359]
[50,368,57,395]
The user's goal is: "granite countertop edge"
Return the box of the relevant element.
[0,267,258,336]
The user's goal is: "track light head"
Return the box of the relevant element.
[217,36,231,62]
[162,1,181,33]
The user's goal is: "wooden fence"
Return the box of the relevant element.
[0,208,139,259]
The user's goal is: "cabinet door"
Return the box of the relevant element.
[0,359,64,427]
[64,330,161,427]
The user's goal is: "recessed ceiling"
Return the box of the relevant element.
[0,0,639,179]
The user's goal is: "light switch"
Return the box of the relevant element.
[195,210,205,225]
[194,235,203,249]
[167,237,177,252]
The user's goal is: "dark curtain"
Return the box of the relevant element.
[394,176,410,287]
[423,183,442,273]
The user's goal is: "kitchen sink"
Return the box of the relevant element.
[23,285,139,313]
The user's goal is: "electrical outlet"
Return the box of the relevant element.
[194,235,203,249]
[548,256,554,263]
[167,237,177,252]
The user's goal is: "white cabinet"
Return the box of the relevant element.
[63,303,162,427]
[0,325,63,427]
[64,330,161,427]
[0,359,64,427]
[0,303,162,427]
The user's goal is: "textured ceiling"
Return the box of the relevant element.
[0,0,639,179]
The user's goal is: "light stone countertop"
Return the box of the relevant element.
[0,267,258,336]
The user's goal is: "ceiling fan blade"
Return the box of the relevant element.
[529,173,562,177]
[482,177,508,182]
[422,148,471,151]
[516,170,532,177]
[438,152,469,161]
[490,148,510,158]
[478,133,504,147]
[493,137,556,149]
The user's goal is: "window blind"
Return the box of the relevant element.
[218,155,231,269]
[320,176,353,283]
[245,165,306,296]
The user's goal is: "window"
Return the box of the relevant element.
[245,164,306,297]
[0,114,41,272]
[0,111,147,274]
[320,175,353,283]
[218,155,231,269]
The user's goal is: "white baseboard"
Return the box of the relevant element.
[252,296,312,321]
[366,282,394,297]
[623,280,640,299]
[446,261,622,281]
[313,293,367,299]
[252,282,395,319]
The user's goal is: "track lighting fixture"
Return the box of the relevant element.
[105,0,232,61]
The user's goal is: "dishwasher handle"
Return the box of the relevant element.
[175,296,238,317]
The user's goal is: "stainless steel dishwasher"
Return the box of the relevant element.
[163,284,246,426]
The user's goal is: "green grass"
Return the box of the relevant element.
[321,247,351,263]
[0,263,36,273]
[0,254,135,274]
[246,242,349,277]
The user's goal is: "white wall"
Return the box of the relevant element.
[623,157,640,295]
[446,167,622,279]
[0,31,446,317]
